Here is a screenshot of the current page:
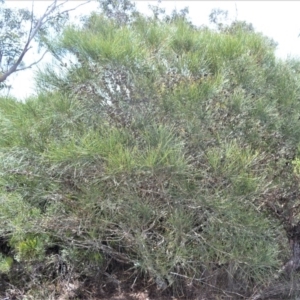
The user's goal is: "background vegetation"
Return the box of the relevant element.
[1,1,300,299]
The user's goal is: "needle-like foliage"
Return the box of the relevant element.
[1,5,300,299]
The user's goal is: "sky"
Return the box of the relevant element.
[2,1,300,100]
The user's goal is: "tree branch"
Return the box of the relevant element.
[15,50,48,72]
[0,1,58,82]
[60,0,92,15]
[0,0,92,83]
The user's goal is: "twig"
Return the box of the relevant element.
[169,272,247,298]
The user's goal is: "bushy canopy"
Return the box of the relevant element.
[1,7,300,299]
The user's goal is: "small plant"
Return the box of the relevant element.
[13,235,46,262]
[0,254,13,274]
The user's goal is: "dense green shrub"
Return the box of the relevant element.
[1,8,300,299]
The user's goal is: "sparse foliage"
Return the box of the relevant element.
[209,8,229,30]
[97,0,137,25]
[0,0,90,86]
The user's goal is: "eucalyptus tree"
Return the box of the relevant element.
[0,0,90,87]
[98,0,137,25]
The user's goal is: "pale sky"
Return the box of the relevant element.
[3,1,300,100]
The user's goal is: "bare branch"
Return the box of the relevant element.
[60,0,92,15]
[55,0,71,10]
[0,46,30,82]
[15,50,48,72]
[27,0,59,44]
[28,1,35,37]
